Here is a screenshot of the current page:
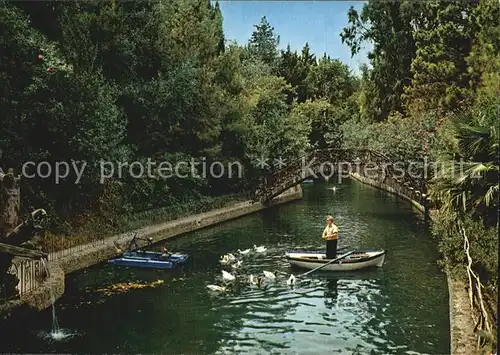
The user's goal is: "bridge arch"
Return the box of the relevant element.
[254,148,427,203]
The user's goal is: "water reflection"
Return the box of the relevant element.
[324,278,339,308]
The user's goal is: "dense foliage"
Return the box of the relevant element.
[0,0,358,238]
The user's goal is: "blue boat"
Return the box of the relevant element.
[109,250,189,269]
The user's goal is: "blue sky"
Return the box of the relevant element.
[217,1,372,74]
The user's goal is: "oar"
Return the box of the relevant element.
[298,250,355,277]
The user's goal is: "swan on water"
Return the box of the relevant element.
[249,275,262,285]
[220,253,236,265]
[263,270,278,280]
[231,260,243,269]
[238,248,251,255]
[222,270,236,281]
[253,245,267,253]
[287,274,296,285]
[207,285,226,292]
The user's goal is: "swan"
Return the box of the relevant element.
[263,270,278,280]
[231,260,243,269]
[287,274,296,286]
[253,245,267,253]
[207,284,226,292]
[249,275,262,286]
[238,248,251,255]
[220,253,237,265]
[222,270,236,281]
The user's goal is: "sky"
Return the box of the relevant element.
[217,1,372,74]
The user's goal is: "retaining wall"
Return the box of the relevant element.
[0,263,65,318]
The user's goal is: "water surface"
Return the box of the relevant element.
[0,179,450,354]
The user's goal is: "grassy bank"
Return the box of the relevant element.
[38,193,249,253]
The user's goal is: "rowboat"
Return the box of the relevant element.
[109,250,189,269]
[285,249,386,271]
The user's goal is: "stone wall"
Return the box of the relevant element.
[349,172,427,214]
[0,262,64,318]
[448,275,478,355]
[21,263,64,311]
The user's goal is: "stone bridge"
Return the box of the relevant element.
[254,148,428,203]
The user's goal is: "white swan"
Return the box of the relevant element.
[231,260,243,269]
[287,274,296,285]
[249,274,261,285]
[207,284,226,292]
[253,245,267,253]
[238,248,251,255]
[220,253,237,264]
[222,270,236,281]
[263,270,278,280]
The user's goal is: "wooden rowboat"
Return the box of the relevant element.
[285,249,386,271]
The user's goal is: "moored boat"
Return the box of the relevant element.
[109,250,189,269]
[285,249,386,271]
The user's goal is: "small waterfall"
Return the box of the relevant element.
[40,259,64,340]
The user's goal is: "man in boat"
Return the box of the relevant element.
[322,215,339,259]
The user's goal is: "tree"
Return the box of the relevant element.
[403,0,478,114]
[277,43,316,104]
[301,42,316,67]
[341,0,416,121]
[248,16,280,68]
[356,64,380,122]
[241,73,310,169]
[306,55,355,106]
[466,0,500,106]
[290,99,332,149]
[156,0,224,66]
[277,45,301,104]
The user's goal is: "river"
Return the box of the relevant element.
[0,179,450,354]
